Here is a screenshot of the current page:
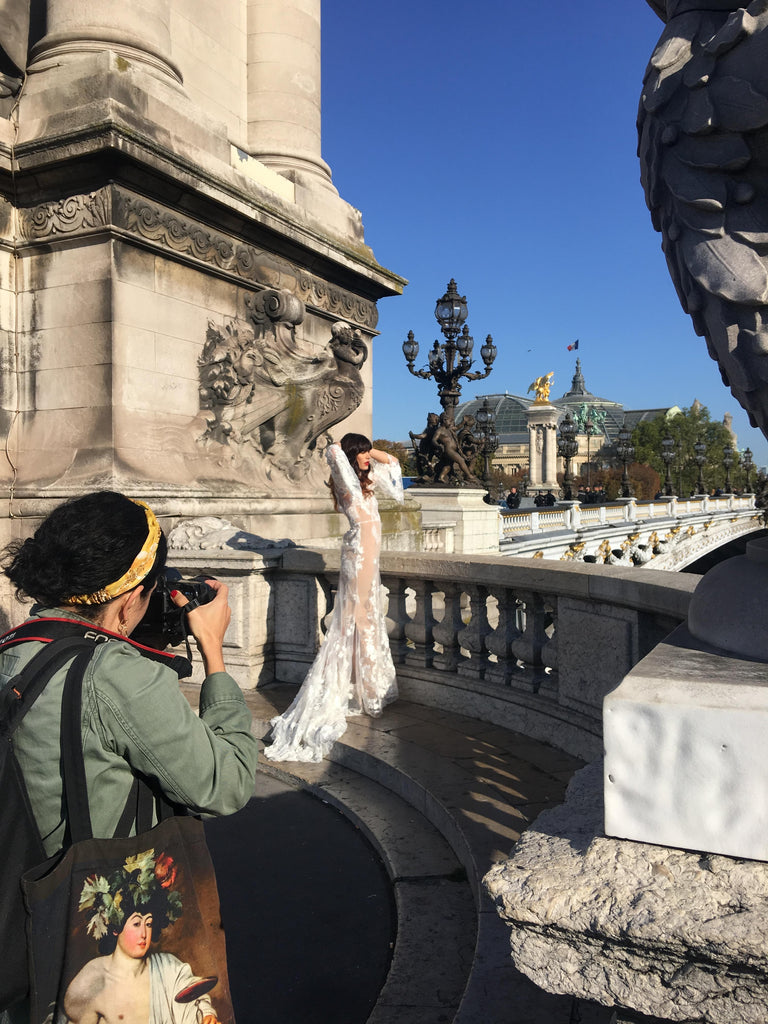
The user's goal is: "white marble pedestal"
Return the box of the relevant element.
[604,622,768,861]
[412,487,499,553]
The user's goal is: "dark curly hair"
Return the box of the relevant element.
[329,433,373,510]
[97,886,172,955]
[3,491,167,619]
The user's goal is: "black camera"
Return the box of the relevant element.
[132,569,216,649]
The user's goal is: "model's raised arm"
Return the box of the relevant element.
[370,448,397,464]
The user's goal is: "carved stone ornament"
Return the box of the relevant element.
[168,517,295,551]
[14,188,378,330]
[198,287,369,479]
[640,1,768,437]
[19,191,111,239]
[116,193,378,328]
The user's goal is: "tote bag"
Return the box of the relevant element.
[21,650,236,1024]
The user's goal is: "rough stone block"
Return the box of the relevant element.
[485,761,768,1024]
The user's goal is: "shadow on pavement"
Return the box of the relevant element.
[205,773,396,1024]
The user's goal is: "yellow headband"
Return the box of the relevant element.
[66,500,162,606]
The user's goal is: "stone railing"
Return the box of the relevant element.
[499,494,761,567]
[500,493,755,540]
[272,548,698,760]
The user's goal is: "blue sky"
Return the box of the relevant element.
[321,1,768,472]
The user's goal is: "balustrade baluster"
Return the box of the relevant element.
[485,585,525,686]
[456,584,492,681]
[404,579,436,668]
[538,596,559,696]
[432,582,466,672]
[383,575,409,664]
[511,591,557,691]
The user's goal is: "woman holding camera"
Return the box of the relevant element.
[0,490,258,861]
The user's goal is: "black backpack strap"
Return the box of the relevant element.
[0,636,98,737]
[60,649,98,844]
[59,648,174,844]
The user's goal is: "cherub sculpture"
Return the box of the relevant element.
[408,411,483,485]
[409,412,440,481]
[527,372,554,405]
[639,0,768,438]
[432,415,483,485]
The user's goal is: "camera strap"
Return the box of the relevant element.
[0,618,193,678]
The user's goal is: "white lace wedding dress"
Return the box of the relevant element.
[263,444,404,763]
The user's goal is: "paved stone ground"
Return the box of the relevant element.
[183,682,618,1024]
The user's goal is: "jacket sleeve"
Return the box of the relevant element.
[86,643,258,817]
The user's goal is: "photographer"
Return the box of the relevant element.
[0,491,258,862]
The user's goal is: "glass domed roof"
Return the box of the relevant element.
[455,393,530,441]
[455,361,633,444]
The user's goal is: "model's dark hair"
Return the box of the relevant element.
[3,491,167,618]
[329,433,373,510]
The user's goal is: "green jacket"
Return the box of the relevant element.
[1,609,259,857]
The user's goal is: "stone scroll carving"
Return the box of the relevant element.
[199,287,368,478]
[168,517,294,552]
[640,1,768,438]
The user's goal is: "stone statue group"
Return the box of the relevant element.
[409,412,483,487]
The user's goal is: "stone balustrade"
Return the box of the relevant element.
[501,493,754,539]
[500,494,759,567]
[273,548,697,760]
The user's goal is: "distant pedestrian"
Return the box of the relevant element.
[506,488,520,509]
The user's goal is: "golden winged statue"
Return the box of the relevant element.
[527,372,554,404]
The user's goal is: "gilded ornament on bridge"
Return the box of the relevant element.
[527,372,554,405]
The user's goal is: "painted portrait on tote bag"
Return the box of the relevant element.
[23,815,235,1024]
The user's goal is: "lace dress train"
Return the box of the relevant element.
[264,445,403,763]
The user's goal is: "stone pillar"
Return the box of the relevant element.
[247,0,334,191]
[414,488,499,554]
[526,404,559,493]
[28,0,182,82]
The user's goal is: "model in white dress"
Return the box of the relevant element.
[264,440,404,762]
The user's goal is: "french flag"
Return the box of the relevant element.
[567,339,579,351]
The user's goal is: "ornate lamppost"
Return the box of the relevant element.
[742,447,754,492]
[584,412,594,488]
[661,435,676,496]
[615,421,635,498]
[557,412,579,500]
[722,443,734,493]
[403,279,496,486]
[475,397,498,490]
[694,438,707,494]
